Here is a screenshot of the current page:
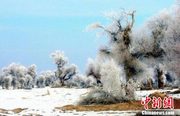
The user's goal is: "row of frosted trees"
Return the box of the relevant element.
[0,51,97,89]
[0,63,36,89]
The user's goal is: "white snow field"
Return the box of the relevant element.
[0,87,179,116]
[0,87,90,116]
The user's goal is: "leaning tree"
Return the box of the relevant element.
[87,10,143,81]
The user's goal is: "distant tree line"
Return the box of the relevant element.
[0,51,97,89]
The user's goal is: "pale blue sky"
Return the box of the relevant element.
[0,0,175,73]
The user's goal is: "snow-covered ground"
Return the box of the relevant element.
[0,87,90,115]
[0,88,179,116]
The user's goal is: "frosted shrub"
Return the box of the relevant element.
[51,80,62,88]
[65,75,97,88]
[19,77,26,89]
[0,75,3,88]
[100,59,126,97]
[63,64,78,81]
[11,77,19,89]
[27,64,37,88]
[125,79,137,100]
[86,58,102,84]
[65,75,84,88]
[24,74,33,89]
[85,76,97,87]
[36,75,45,88]
[27,64,37,78]
[6,63,27,78]
[38,70,56,87]
[79,59,137,105]
[79,89,124,105]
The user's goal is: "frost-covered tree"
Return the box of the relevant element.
[37,70,56,87]
[0,74,3,88]
[36,75,45,88]
[51,50,78,86]
[27,64,37,88]
[131,3,180,87]
[62,64,78,81]
[51,50,67,86]
[51,51,68,69]
[2,63,27,79]
[24,74,33,89]
[18,77,25,89]
[3,75,12,89]
[163,4,180,78]
[65,74,97,88]
[11,76,19,89]
[86,10,144,82]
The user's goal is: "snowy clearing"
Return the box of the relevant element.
[0,87,89,115]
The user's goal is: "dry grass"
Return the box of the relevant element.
[57,99,180,112]
[21,97,29,99]
[12,108,27,114]
[78,89,129,105]
[26,113,43,116]
[56,101,144,111]
[0,108,27,114]
[148,91,168,99]
[0,108,8,114]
